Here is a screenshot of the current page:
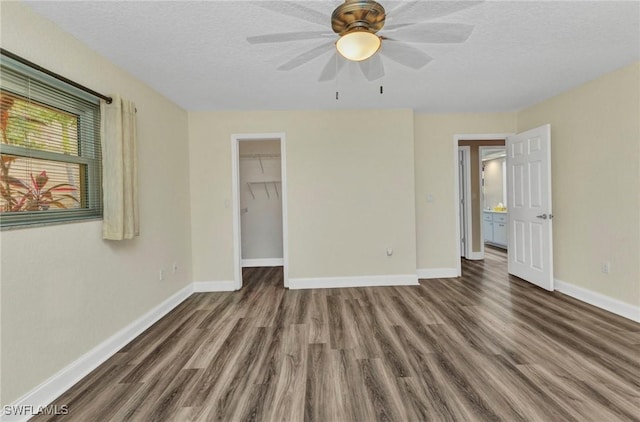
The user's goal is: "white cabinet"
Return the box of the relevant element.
[483,211,508,248]
[493,220,507,245]
[483,215,493,244]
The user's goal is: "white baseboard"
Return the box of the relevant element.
[241,258,283,267]
[193,280,238,292]
[555,279,640,323]
[288,274,418,290]
[417,268,459,279]
[1,284,193,422]
[465,252,484,260]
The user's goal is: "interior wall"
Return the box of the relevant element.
[413,113,516,271]
[483,157,506,209]
[189,109,417,283]
[239,140,283,261]
[517,61,640,307]
[1,3,192,405]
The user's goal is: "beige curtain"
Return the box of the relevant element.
[100,95,139,240]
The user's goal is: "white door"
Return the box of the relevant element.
[507,124,554,290]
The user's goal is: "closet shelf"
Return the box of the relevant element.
[240,153,281,173]
[239,153,281,159]
[247,181,281,199]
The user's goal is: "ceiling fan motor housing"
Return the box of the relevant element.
[331,0,386,35]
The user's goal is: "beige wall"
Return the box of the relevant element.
[189,109,417,282]
[1,3,192,405]
[414,114,516,269]
[518,61,640,307]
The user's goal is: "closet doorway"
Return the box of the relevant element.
[231,133,288,289]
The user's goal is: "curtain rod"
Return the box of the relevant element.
[0,48,113,104]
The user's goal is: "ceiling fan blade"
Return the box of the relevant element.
[384,23,419,31]
[256,1,330,28]
[247,31,333,44]
[277,41,335,71]
[379,41,433,69]
[318,52,345,82]
[383,23,475,44]
[359,54,385,81]
[388,1,483,23]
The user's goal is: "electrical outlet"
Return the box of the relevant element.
[159,269,165,281]
[173,263,178,273]
[601,262,610,274]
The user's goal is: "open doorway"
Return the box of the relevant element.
[480,147,508,250]
[239,140,283,267]
[231,133,288,289]
[455,137,507,265]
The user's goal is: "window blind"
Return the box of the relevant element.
[0,55,102,228]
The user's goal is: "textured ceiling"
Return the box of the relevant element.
[24,1,640,112]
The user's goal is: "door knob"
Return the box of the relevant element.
[536,214,548,219]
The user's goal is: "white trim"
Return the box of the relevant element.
[231,133,288,290]
[465,252,484,261]
[502,159,507,206]
[193,280,238,292]
[459,146,472,259]
[288,274,418,290]
[463,146,474,259]
[1,285,193,422]
[231,136,241,291]
[241,258,284,267]
[453,134,513,277]
[555,279,640,323]
[280,137,289,288]
[453,140,462,276]
[417,268,459,279]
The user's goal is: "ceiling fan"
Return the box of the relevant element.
[247,1,483,82]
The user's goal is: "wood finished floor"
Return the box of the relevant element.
[33,248,640,421]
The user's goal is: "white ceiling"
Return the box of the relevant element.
[24,0,640,112]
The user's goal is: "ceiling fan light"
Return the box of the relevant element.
[336,31,381,61]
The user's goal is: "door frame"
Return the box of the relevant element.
[231,132,289,289]
[458,146,472,259]
[453,133,512,276]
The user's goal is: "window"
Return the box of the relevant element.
[0,56,102,228]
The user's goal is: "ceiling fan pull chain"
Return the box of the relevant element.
[335,53,340,100]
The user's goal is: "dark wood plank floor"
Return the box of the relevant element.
[33,248,640,421]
